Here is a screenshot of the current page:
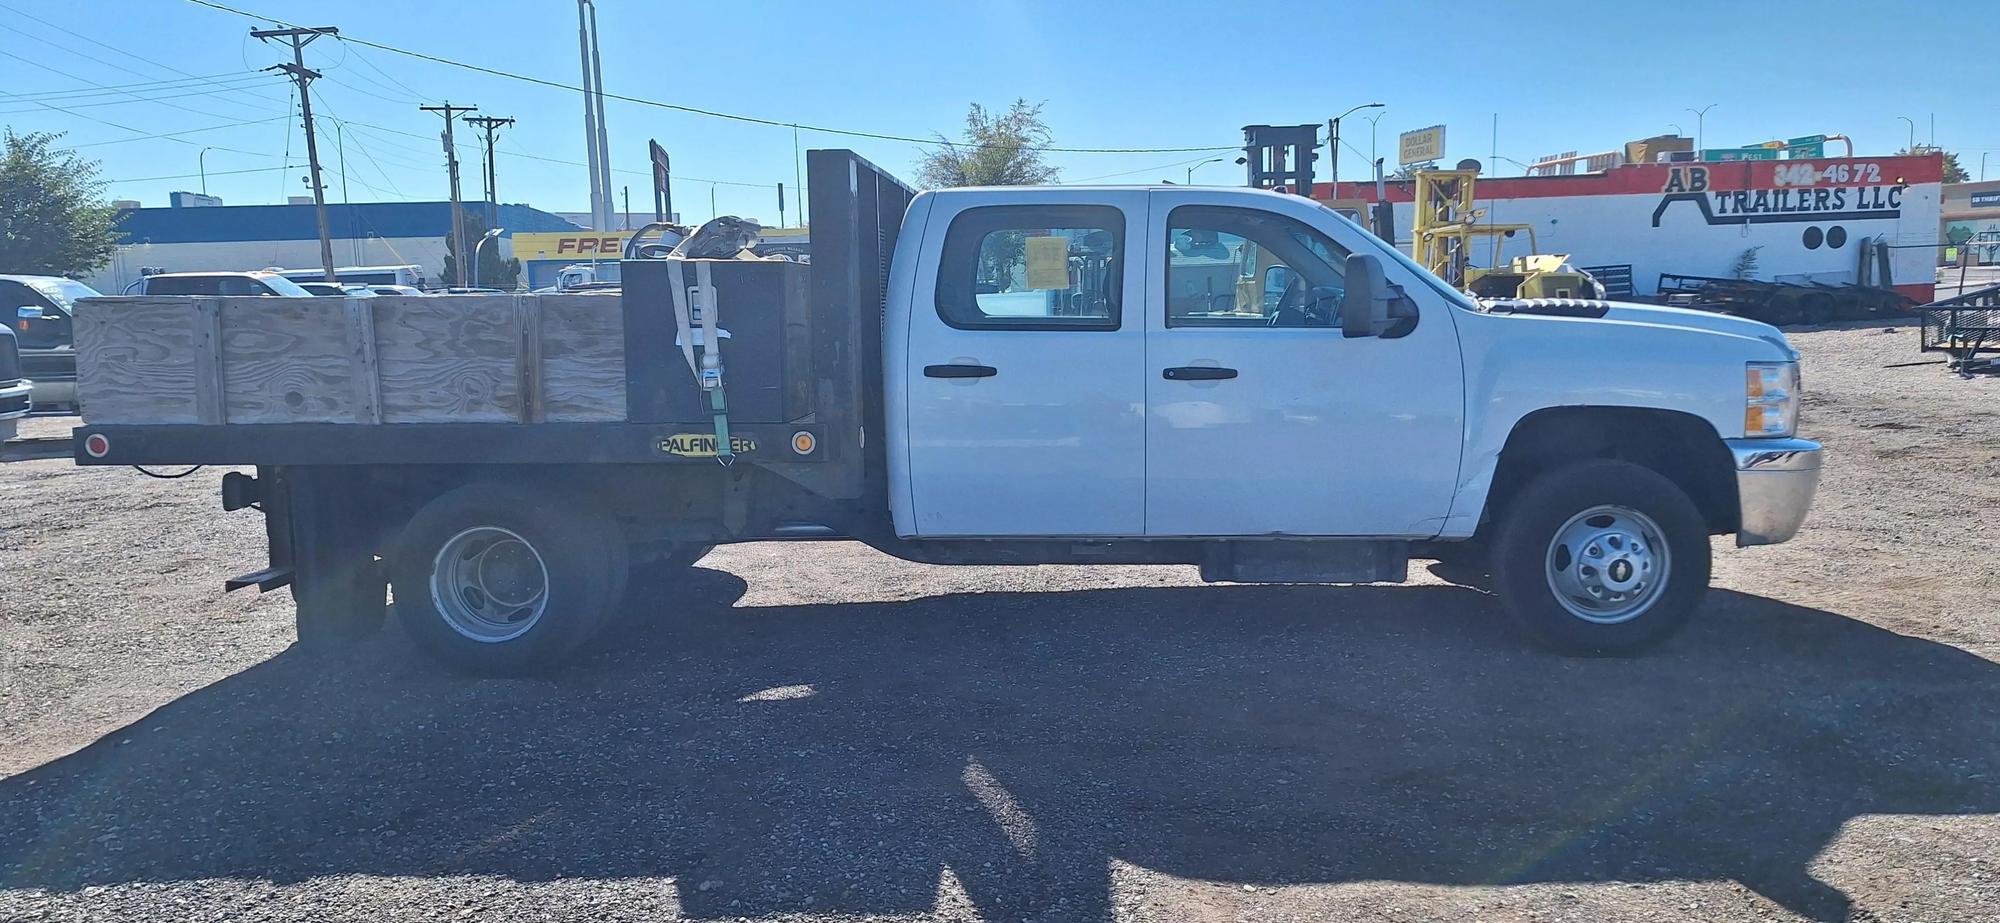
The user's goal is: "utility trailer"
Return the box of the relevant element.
[1654,273,1912,326]
[67,149,1827,671]
[1918,284,2000,374]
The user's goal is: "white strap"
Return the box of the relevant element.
[695,261,720,390]
[667,258,699,382]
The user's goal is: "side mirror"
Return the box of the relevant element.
[1340,253,1418,338]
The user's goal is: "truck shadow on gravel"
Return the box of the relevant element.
[4,575,1997,922]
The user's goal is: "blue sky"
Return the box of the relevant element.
[3,0,1993,226]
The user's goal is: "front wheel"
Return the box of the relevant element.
[389,482,626,675]
[1491,459,1711,654]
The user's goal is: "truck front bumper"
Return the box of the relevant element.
[1726,437,1822,546]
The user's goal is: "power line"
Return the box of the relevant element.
[105,164,289,183]
[0,50,272,157]
[0,80,280,115]
[69,115,289,147]
[0,3,284,115]
[345,43,427,101]
[1,44,288,130]
[0,70,267,101]
[1069,154,1232,183]
[180,0,1238,155]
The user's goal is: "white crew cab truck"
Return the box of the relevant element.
[67,151,1820,674]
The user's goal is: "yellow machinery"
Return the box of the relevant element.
[1411,168,1592,300]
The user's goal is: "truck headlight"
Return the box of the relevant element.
[1745,361,1799,437]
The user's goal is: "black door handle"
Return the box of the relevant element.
[1162,366,1237,381]
[924,364,997,379]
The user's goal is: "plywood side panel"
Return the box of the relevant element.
[74,297,201,424]
[371,295,522,423]
[218,297,359,424]
[538,293,626,422]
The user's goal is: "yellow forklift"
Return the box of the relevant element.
[1410,167,1595,300]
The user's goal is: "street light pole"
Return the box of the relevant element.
[470,227,503,289]
[1186,157,1226,184]
[1328,102,1385,187]
[1897,116,1915,151]
[1686,103,1717,152]
[1365,111,1386,165]
[198,146,215,195]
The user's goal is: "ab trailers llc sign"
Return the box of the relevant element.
[1652,159,1930,228]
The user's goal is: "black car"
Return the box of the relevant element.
[0,275,95,413]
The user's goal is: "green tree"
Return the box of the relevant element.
[438,210,521,289]
[919,101,1061,287]
[1898,147,1970,184]
[917,100,1061,188]
[0,131,119,277]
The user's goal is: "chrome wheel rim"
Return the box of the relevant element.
[1544,504,1670,625]
[430,526,550,643]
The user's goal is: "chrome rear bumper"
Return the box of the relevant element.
[1726,437,1822,546]
[0,379,30,441]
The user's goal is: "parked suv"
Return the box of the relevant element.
[0,274,98,412]
[134,271,315,297]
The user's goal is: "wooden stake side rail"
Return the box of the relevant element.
[74,294,626,426]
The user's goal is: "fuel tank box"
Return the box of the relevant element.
[619,258,813,424]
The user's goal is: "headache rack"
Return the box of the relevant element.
[1918,284,2000,374]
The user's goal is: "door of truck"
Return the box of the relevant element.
[899,191,1149,536]
[1143,190,1465,537]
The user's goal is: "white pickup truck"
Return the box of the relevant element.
[69,150,1821,674]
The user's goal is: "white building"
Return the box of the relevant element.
[89,199,584,293]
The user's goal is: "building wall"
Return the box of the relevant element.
[86,236,459,293]
[1319,154,1943,301]
[1942,180,2000,265]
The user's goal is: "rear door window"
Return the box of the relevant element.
[934,204,1124,330]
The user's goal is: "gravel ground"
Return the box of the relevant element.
[2,323,1997,923]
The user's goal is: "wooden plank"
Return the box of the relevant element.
[78,292,629,427]
[75,296,201,424]
[537,293,626,422]
[372,295,521,423]
[513,294,544,424]
[218,296,356,424]
[191,298,226,424]
[344,298,383,423]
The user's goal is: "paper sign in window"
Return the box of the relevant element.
[1024,236,1071,290]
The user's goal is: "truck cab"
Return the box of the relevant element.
[881,183,1817,648]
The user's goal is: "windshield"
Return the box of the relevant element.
[1316,203,1480,312]
[256,275,316,297]
[25,279,100,312]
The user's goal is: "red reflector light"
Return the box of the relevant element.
[83,433,110,458]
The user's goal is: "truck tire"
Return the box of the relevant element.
[1490,459,1710,654]
[389,482,627,675]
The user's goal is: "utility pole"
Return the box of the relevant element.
[465,115,514,230]
[422,102,478,288]
[253,25,339,282]
[576,0,613,230]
